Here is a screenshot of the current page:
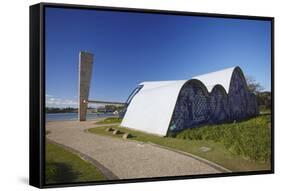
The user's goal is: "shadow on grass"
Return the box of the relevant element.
[46,161,80,184]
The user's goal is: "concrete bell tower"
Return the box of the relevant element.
[78,51,93,121]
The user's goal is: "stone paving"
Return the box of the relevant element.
[46,120,222,179]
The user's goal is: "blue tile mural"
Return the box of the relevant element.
[168,69,258,133]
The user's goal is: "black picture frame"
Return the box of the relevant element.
[30,2,274,188]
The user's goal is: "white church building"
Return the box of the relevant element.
[121,66,258,136]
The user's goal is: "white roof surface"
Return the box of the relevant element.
[121,80,186,136]
[121,66,238,135]
[192,67,236,93]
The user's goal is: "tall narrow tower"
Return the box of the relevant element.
[78,51,93,121]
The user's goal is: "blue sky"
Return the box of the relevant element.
[45,7,271,108]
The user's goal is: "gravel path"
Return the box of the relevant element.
[46,120,222,179]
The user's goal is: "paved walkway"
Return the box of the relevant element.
[46,120,222,179]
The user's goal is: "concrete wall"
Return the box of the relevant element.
[78,52,93,121]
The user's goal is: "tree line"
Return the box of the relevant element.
[246,76,271,112]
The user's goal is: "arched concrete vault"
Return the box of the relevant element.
[120,66,259,136]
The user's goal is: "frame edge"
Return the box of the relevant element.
[29,3,43,188]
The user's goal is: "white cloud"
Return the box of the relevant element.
[46,96,78,108]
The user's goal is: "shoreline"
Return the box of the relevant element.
[46,118,106,123]
[46,112,118,122]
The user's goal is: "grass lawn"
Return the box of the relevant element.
[95,117,122,125]
[176,115,271,162]
[45,141,106,184]
[89,116,271,172]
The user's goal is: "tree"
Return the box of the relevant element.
[105,105,117,112]
[256,91,271,112]
[246,76,271,112]
[246,76,264,94]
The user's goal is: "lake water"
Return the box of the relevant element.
[46,113,117,122]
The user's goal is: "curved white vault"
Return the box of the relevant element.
[121,66,258,136]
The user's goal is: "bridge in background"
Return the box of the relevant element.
[87,100,125,106]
